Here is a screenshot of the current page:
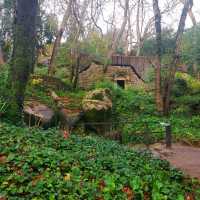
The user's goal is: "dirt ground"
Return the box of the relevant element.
[150,143,200,179]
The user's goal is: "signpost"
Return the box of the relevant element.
[160,122,172,148]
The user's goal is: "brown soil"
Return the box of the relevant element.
[151,143,200,179]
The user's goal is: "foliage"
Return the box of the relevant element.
[94,80,200,144]
[172,73,200,114]
[122,113,200,145]
[169,115,200,143]
[143,66,155,83]
[175,72,200,93]
[122,115,163,144]
[181,25,200,73]
[57,89,86,110]
[94,81,159,144]
[0,122,199,199]
[25,81,56,109]
[80,31,109,61]
[54,43,73,69]
[94,81,155,121]
[51,42,77,79]
[54,30,111,76]
[141,28,175,56]
[25,75,72,109]
[34,66,48,76]
[25,75,85,112]
[37,12,58,46]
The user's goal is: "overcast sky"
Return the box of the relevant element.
[47,0,200,34]
[99,0,200,32]
[169,0,200,28]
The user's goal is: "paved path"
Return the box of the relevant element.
[151,143,200,179]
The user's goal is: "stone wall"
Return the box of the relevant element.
[78,63,144,89]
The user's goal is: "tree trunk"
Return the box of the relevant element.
[180,0,196,26]
[153,0,163,113]
[0,46,4,65]
[136,0,141,56]
[163,0,193,115]
[188,7,196,26]
[48,0,72,75]
[68,0,90,84]
[7,0,38,121]
[180,0,197,78]
[104,0,129,72]
[73,55,80,89]
[136,40,143,56]
[113,0,129,50]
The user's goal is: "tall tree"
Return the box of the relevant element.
[180,0,197,77]
[8,0,38,120]
[70,0,90,88]
[163,0,193,115]
[153,0,163,112]
[104,0,129,71]
[48,0,72,75]
[112,0,129,52]
[180,0,196,26]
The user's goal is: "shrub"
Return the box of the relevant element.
[122,114,164,144]
[176,72,200,93]
[93,80,122,94]
[34,65,48,76]
[173,78,188,97]
[172,72,200,115]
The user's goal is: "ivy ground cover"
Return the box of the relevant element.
[0,122,200,199]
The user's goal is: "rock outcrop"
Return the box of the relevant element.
[50,91,83,131]
[82,88,112,111]
[82,88,112,134]
[24,101,55,128]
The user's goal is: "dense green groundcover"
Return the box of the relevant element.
[1,123,200,200]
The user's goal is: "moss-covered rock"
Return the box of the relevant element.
[82,88,112,134]
[82,88,112,111]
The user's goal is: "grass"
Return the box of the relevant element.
[0,122,200,199]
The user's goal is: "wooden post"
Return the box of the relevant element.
[165,123,172,148]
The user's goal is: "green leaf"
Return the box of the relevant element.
[130,176,141,191]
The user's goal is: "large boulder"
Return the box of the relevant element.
[82,88,112,134]
[24,101,55,129]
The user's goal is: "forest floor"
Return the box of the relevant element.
[150,143,200,179]
[3,122,199,199]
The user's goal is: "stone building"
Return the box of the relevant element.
[78,55,154,89]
